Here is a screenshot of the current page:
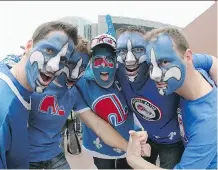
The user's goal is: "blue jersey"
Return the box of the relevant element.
[116,54,214,144]
[0,64,31,168]
[75,74,134,159]
[175,69,217,169]
[28,82,85,162]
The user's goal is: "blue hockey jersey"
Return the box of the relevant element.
[28,82,86,162]
[175,69,217,169]
[0,63,31,168]
[75,66,134,159]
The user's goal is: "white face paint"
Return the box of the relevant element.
[46,43,68,72]
[71,58,83,79]
[150,48,162,82]
[125,40,137,66]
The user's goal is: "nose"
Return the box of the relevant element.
[46,55,61,72]
[150,66,162,82]
[125,52,136,66]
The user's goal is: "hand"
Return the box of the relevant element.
[126,130,151,166]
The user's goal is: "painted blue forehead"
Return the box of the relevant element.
[71,51,89,65]
[33,33,75,55]
[146,34,179,61]
[117,32,147,49]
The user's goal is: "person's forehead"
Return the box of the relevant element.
[149,34,179,60]
[117,31,145,47]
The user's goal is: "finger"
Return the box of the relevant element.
[141,143,151,157]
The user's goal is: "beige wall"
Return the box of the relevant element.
[182,2,217,57]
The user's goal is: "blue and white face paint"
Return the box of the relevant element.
[55,51,89,88]
[91,45,117,88]
[146,34,186,95]
[25,32,75,93]
[116,32,149,83]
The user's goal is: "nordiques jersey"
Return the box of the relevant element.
[0,63,31,168]
[175,69,217,169]
[116,54,214,144]
[116,64,180,144]
[28,83,85,162]
[75,66,134,159]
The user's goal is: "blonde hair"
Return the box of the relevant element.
[116,26,147,38]
[145,27,189,55]
[75,35,91,57]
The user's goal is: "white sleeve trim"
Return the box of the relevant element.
[0,72,31,110]
[74,107,91,114]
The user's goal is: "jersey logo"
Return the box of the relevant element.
[92,94,128,126]
[39,95,65,116]
[177,108,188,142]
[131,97,161,121]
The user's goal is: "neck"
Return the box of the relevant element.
[10,55,33,92]
[176,68,212,100]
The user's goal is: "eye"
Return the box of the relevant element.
[45,48,54,55]
[116,49,127,55]
[132,47,145,53]
[159,60,170,67]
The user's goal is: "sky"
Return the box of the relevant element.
[0,1,215,59]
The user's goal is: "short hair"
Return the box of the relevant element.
[145,27,189,55]
[32,21,78,45]
[75,35,91,57]
[116,26,147,38]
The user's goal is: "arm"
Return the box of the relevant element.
[0,116,12,169]
[79,109,128,152]
[193,54,217,85]
[209,56,217,85]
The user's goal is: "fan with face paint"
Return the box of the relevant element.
[25,32,75,93]
[116,32,149,83]
[146,34,186,95]
[54,51,89,88]
[90,34,117,88]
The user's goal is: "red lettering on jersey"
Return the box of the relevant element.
[39,95,65,116]
[92,94,128,126]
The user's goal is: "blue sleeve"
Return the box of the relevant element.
[0,55,21,69]
[193,54,213,72]
[174,114,217,169]
[73,81,90,113]
[0,116,11,169]
[174,143,216,169]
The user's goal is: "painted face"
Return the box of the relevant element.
[116,32,149,83]
[91,45,116,88]
[25,32,75,93]
[146,34,186,95]
[55,51,89,88]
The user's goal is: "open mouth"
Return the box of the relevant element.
[66,79,76,87]
[100,72,109,81]
[125,65,139,76]
[156,82,167,89]
[38,72,54,86]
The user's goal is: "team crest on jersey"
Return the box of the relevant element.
[39,95,65,116]
[92,94,128,126]
[177,108,188,142]
[131,97,161,121]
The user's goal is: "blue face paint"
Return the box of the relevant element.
[55,51,89,88]
[25,33,75,93]
[91,45,116,88]
[116,32,149,83]
[146,34,186,95]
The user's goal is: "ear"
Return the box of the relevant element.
[183,49,193,63]
[25,39,33,55]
